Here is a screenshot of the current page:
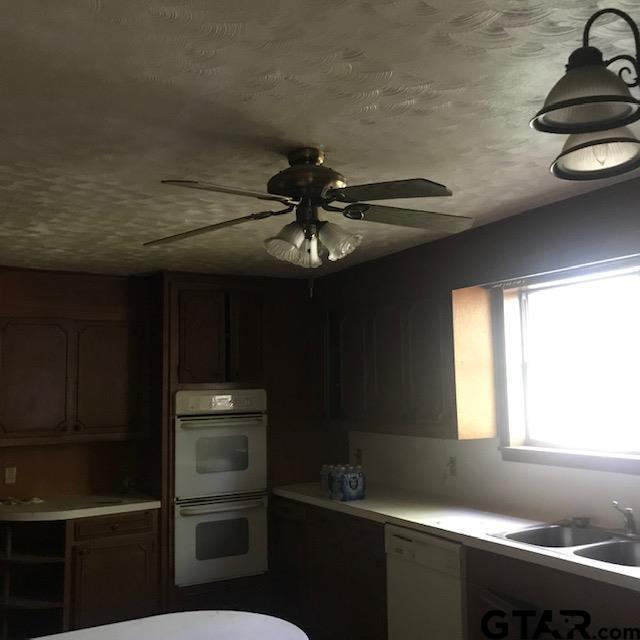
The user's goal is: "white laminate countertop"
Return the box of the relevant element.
[274,482,640,592]
[0,495,161,521]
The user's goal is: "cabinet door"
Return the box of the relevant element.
[269,499,309,630]
[338,309,369,419]
[76,323,135,435]
[71,535,158,630]
[178,290,227,383]
[406,298,456,435]
[371,304,406,419]
[229,292,263,383]
[0,320,71,438]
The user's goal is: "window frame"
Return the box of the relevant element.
[493,256,640,474]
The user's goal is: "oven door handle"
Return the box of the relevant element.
[178,417,263,430]
[178,501,264,516]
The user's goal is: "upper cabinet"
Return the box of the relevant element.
[0,320,70,439]
[324,286,496,440]
[175,284,264,386]
[0,270,150,446]
[178,290,227,383]
[0,319,145,445]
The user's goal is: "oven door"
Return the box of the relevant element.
[175,413,266,500]
[174,494,268,587]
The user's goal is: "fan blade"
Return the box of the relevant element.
[342,203,472,233]
[162,180,297,205]
[327,178,452,202]
[143,211,274,247]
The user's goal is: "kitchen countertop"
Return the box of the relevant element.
[0,494,161,521]
[274,482,640,592]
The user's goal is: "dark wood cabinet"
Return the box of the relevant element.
[0,320,71,439]
[371,304,406,419]
[270,497,387,640]
[0,318,144,445]
[70,511,159,630]
[325,288,495,439]
[406,298,455,433]
[178,289,227,383]
[229,292,263,383]
[76,322,135,435]
[466,548,640,640]
[175,285,264,385]
[338,308,369,419]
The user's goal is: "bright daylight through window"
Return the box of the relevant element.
[502,264,640,455]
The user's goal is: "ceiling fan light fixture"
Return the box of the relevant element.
[531,47,640,134]
[318,222,363,262]
[295,235,322,269]
[550,127,640,180]
[264,222,305,264]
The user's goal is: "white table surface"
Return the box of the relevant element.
[38,612,308,639]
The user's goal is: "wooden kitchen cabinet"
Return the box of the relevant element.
[270,497,387,640]
[70,511,159,630]
[0,320,71,439]
[178,289,227,383]
[76,322,139,436]
[466,548,640,639]
[324,286,495,439]
[0,318,145,445]
[175,285,264,385]
[229,291,263,383]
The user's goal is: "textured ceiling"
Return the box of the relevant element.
[1,1,640,277]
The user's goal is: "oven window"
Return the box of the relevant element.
[195,435,249,474]
[195,519,249,560]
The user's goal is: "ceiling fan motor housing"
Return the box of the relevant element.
[267,147,347,201]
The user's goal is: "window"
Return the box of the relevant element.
[501,263,640,459]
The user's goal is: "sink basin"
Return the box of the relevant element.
[574,540,640,566]
[505,525,612,547]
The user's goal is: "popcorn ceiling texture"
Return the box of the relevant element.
[1,1,639,277]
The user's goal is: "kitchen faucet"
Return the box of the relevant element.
[612,500,637,535]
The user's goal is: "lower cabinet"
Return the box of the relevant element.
[70,511,159,630]
[270,497,387,640]
[466,548,640,640]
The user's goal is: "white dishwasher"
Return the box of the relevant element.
[385,524,464,640]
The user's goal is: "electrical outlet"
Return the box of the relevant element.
[353,448,364,466]
[446,456,457,477]
[4,467,16,485]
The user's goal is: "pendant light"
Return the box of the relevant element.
[531,46,640,134]
[532,8,640,180]
[550,127,640,180]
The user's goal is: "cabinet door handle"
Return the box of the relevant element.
[110,523,120,530]
[78,547,90,556]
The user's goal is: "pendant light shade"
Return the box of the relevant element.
[264,222,305,263]
[531,47,640,134]
[318,222,362,262]
[550,127,640,180]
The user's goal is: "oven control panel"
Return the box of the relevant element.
[175,389,267,415]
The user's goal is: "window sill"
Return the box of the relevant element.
[500,446,640,475]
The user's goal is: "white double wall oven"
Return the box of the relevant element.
[174,389,268,587]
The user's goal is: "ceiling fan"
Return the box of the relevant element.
[144,147,473,268]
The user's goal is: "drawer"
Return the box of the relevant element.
[74,510,155,541]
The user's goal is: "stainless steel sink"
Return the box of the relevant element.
[504,525,612,547]
[574,540,640,566]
